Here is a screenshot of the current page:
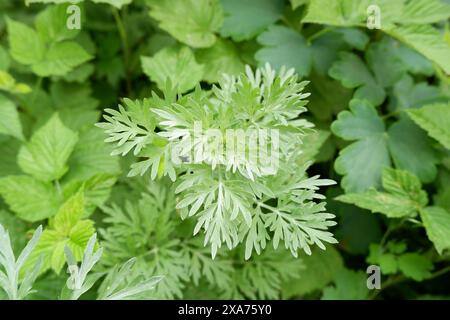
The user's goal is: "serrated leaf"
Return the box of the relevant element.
[365,39,405,88]
[53,191,85,234]
[7,18,45,65]
[391,75,446,110]
[0,94,24,141]
[336,168,427,218]
[63,173,117,216]
[303,0,450,73]
[397,253,433,281]
[303,0,370,26]
[24,202,95,274]
[196,39,244,83]
[32,41,92,77]
[329,52,385,106]
[332,99,390,192]
[18,114,79,182]
[332,100,440,192]
[379,254,398,274]
[0,175,60,222]
[65,127,120,181]
[420,206,450,254]
[148,0,223,48]
[336,190,419,218]
[141,46,204,93]
[385,25,450,75]
[256,26,350,77]
[387,118,439,183]
[407,103,450,150]
[399,0,450,24]
[321,268,369,300]
[0,138,21,178]
[255,25,313,77]
[35,4,80,43]
[91,0,132,8]
[282,246,343,298]
[221,0,284,41]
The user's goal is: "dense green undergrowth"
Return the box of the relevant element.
[0,0,449,300]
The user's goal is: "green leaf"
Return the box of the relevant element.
[52,191,85,234]
[365,39,405,88]
[63,173,117,216]
[196,39,245,83]
[296,130,330,165]
[399,0,450,24]
[50,81,99,110]
[148,0,223,48]
[18,114,79,182]
[379,254,398,274]
[290,0,308,10]
[25,0,83,4]
[25,194,95,274]
[282,246,343,298]
[32,41,92,77]
[386,24,450,78]
[308,72,352,121]
[7,18,45,65]
[395,44,434,76]
[330,194,382,254]
[65,127,121,181]
[141,46,204,93]
[337,190,419,218]
[329,52,385,106]
[256,26,351,77]
[387,118,439,183]
[336,168,427,218]
[303,0,450,73]
[303,0,369,26]
[0,45,11,70]
[255,25,313,77]
[381,167,428,207]
[0,94,24,141]
[0,70,32,94]
[391,75,446,110]
[321,269,369,300]
[91,0,132,8]
[334,28,369,50]
[420,206,450,254]
[332,99,390,192]
[220,0,284,41]
[397,253,433,281]
[407,103,450,150]
[35,4,80,43]
[0,137,21,178]
[332,100,440,191]
[0,175,60,222]
[367,244,399,274]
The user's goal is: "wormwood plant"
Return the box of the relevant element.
[97,64,337,260]
[1,0,450,301]
[0,225,162,299]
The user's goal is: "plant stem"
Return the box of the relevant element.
[112,7,132,96]
[30,76,43,109]
[307,27,331,44]
[382,110,401,120]
[427,266,450,280]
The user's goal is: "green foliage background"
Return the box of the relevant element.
[0,0,450,300]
